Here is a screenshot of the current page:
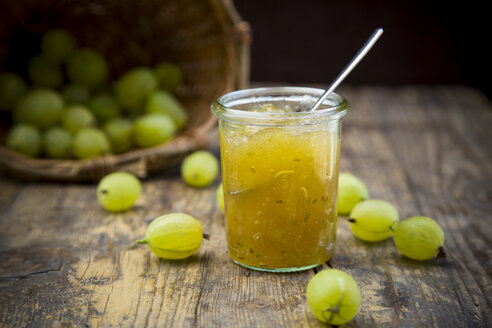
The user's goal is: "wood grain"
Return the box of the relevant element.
[0,85,491,327]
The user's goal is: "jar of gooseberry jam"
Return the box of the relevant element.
[211,87,349,272]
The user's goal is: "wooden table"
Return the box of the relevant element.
[0,85,491,327]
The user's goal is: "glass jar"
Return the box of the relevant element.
[211,87,349,272]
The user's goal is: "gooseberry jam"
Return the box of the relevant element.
[212,87,348,272]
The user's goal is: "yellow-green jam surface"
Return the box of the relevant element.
[220,105,340,270]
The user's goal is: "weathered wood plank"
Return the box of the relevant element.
[0,86,490,328]
[0,176,23,226]
[338,86,491,327]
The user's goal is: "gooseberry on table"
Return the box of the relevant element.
[393,216,445,260]
[348,199,399,242]
[306,268,361,325]
[181,151,219,188]
[97,172,142,212]
[338,172,369,215]
[137,213,205,260]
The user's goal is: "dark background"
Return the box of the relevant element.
[233,0,492,99]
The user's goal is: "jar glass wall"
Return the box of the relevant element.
[211,87,349,272]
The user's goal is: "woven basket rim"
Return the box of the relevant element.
[0,0,251,182]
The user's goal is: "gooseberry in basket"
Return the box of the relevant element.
[6,124,42,157]
[28,55,63,88]
[42,126,72,159]
[13,89,64,129]
[115,67,157,114]
[103,117,133,154]
[88,93,120,123]
[0,73,27,111]
[132,113,176,148]
[62,105,96,135]
[62,83,91,106]
[72,127,111,159]
[153,61,183,92]
[41,29,77,64]
[146,90,187,130]
[67,48,109,88]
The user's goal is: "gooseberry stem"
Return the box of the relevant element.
[347,218,356,223]
[321,292,344,322]
[203,233,210,240]
[125,239,144,251]
[321,307,336,323]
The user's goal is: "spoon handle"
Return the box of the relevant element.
[309,28,384,112]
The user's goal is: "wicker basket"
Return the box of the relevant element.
[0,0,251,182]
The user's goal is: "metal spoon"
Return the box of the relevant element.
[309,27,384,112]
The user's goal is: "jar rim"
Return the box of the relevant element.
[211,86,349,125]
